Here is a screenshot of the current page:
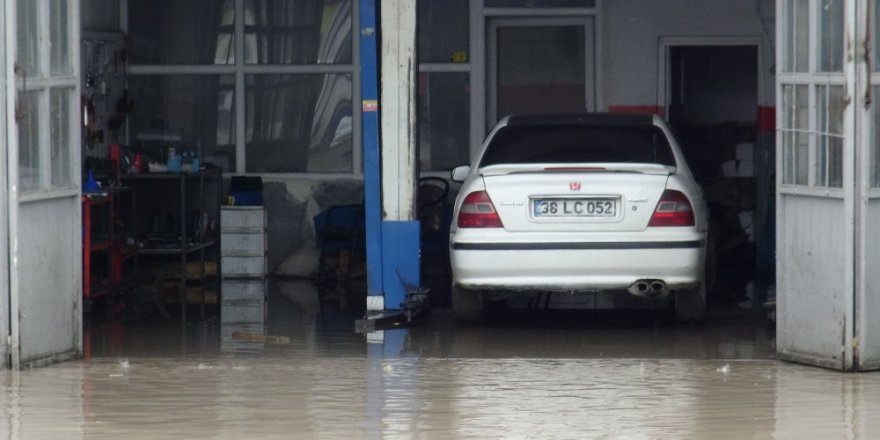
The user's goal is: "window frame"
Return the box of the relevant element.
[777,0,847,195]
[126,0,360,177]
[15,0,80,198]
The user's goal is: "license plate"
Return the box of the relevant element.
[532,198,617,218]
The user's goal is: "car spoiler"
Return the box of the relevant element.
[479,163,676,177]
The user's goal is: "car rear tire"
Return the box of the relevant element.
[451,285,483,323]
[675,283,706,322]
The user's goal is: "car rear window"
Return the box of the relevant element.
[479,124,676,167]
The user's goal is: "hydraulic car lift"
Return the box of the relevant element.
[355,0,428,332]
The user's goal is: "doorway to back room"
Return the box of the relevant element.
[664,45,772,311]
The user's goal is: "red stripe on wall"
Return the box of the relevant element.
[758,106,776,133]
[607,105,665,116]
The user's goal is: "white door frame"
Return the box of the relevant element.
[4,0,20,369]
[486,16,596,131]
[858,0,880,371]
[1,0,9,367]
[657,36,766,118]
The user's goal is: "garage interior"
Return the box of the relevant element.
[72,0,777,330]
[3,0,880,437]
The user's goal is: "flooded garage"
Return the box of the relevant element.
[2,282,878,439]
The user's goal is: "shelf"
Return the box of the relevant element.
[120,167,222,324]
[90,241,113,252]
[138,239,218,256]
[83,186,133,201]
[83,187,137,302]
[86,275,140,300]
[120,168,221,181]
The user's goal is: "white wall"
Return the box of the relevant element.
[602,0,776,107]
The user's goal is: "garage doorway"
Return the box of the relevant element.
[661,42,770,310]
[486,17,596,131]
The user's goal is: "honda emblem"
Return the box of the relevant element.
[569,181,581,191]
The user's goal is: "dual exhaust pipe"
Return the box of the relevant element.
[628,279,669,298]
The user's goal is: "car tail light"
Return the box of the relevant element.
[649,190,695,227]
[457,191,504,228]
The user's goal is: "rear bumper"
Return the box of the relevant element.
[450,240,704,292]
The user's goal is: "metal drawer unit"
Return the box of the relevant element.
[221,280,267,351]
[221,280,266,322]
[220,206,268,278]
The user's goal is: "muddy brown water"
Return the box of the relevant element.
[1,282,878,439]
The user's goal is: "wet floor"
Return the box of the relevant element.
[2,280,879,439]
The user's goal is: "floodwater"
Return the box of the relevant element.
[2,280,879,439]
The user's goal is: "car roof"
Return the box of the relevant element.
[503,112,657,127]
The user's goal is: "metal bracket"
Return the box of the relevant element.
[14,64,27,121]
[396,268,430,322]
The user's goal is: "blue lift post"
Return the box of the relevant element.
[359,0,424,327]
[360,0,384,301]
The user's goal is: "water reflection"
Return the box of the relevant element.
[2,283,879,439]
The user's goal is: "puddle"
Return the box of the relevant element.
[1,282,877,439]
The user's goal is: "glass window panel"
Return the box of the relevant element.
[782,85,810,185]
[16,0,40,76]
[828,85,845,135]
[818,134,829,186]
[782,84,795,129]
[50,0,72,75]
[818,0,844,72]
[873,86,880,186]
[783,131,796,184]
[817,86,828,185]
[129,0,235,65]
[418,0,469,63]
[794,85,809,130]
[816,85,844,188]
[486,0,595,6]
[784,0,795,71]
[128,75,236,172]
[795,132,809,185]
[795,85,809,185]
[875,0,880,72]
[418,73,470,171]
[244,0,352,65]
[783,0,810,72]
[50,88,73,187]
[828,136,843,187]
[19,91,43,192]
[817,85,828,132]
[246,74,352,173]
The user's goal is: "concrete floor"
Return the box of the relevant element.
[1,280,879,439]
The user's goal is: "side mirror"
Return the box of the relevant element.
[450,165,470,183]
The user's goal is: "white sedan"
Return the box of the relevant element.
[448,113,708,322]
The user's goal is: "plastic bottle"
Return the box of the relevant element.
[84,170,100,193]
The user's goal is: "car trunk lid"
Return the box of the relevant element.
[481,163,672,233]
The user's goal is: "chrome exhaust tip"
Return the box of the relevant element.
[628,279,669,298]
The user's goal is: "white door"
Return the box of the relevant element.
[857,0,880,371]
[776,0,855,370]
[5,0,82,368]
[487,17,595,130]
